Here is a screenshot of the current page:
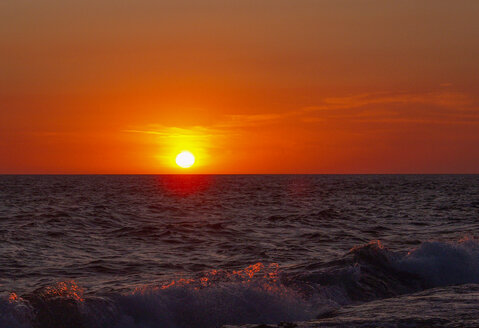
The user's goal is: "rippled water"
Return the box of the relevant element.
[1,175,478,327]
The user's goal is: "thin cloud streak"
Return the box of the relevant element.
[300,90,478,125]
[125,90,479,140]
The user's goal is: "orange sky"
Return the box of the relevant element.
[1,1,478,173]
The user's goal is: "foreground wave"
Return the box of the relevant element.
[3,238,479,328]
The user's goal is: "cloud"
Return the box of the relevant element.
[304,91,473,112]
[125,89,478,141]
[124,112,294,139]
[301,90,478,125]
[216,112,295,129]
[124,126,227,138]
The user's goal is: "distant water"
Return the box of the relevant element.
[1,175,478,328]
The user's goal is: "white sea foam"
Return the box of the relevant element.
[395,238,479,287]
[0,298,33,328]
[103,281,313,328]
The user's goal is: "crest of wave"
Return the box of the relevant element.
[396,236,479,287]
[99,263,314,328]
[5,264,316,328]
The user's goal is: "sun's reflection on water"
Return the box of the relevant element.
[157,175,214,196]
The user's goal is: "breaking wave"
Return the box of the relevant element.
[3,238,479,328]
[3,264,314,328]
[396,237,479,287]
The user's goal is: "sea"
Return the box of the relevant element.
[0,174,478,328]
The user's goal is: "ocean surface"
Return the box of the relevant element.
[1,174,478,327]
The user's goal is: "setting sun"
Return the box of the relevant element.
[175,151,195,168]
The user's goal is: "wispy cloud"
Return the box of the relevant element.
[216,113,287,128]
[303,91,473,112]
[124,126,228,138]
[125,89,478,140]
[301,90,478,125]
[124,112,294,139]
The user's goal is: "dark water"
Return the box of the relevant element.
[1,175,478,327]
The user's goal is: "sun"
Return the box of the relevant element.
[175,151,195,168]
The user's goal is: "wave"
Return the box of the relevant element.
[4,264,314,328]
[3,239,479,328]
[350,237,479,291]
[299,238,479,305]
[395,237,479,287]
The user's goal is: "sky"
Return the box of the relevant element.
[1,0,478,173]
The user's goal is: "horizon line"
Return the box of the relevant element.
[1,173,478,176]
